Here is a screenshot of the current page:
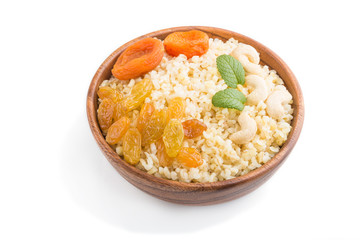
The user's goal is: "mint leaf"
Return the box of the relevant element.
[216,54,245,88]
[212,88,246,111]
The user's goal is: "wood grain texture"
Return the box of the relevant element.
[86,26,305,205]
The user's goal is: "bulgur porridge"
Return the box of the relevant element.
[96,31,293,183]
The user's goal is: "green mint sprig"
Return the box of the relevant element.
[212,88,246,111]
[212,54,247,111]
[216,54,245,88]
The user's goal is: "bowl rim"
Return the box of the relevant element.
[86,26,304,190]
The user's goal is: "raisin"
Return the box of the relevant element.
[141,109,167,146]
[105,117,130,145]
[112,38,164,80]
[97,86,122,103]
[176,147,203,168]
[162,119,184,157]
[137,102,155,133]
[164,30,209,59]
[122,78,153,112]
[123,128,142,165]
[97,98,115,132]
[167,97,185,122]
[156,138,174,167]
[113,101,126,122]
[182,119,207,138]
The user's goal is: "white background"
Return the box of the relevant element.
[1,0,359,239]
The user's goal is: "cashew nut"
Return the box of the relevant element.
[230,44,266,77]
[266,90,292,119]
[230,112,257,145]
[233,43,260,63]
[245,75,268,105]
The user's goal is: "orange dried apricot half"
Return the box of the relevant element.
[112,38,164,80]
[164,30,209,59]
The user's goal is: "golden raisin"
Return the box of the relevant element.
[97,98,115,132]
[164,30,209,59]
[106,117,130,145]
[97,86,122,103]
[167,97,185,122]
[112,38,164,80]
[123,128,142,165]
[123,78,153,112]
[156,138,174,167]
[182,119,207,138]
[113,101,126,122]
[137,102,155,133]
[176,147,203,168]
[162,119,184,157]
[141,109,167,146]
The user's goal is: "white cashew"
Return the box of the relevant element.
[245,75,268,105]
[230,112,257,145]
[266,90,292,119]
[233,43,260,63]
[230,44,266,77]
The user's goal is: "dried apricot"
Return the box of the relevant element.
[176,147,203,168]
[112,38,164,80]
[123,78,153,112]
[182,119,207,138]
[123,128,142,165]
[97,86,122,103]
[97,98,115,132]
[141,109,167,146]
[156,138,174,167]
[163,119,184,157]
[164,30,209,59]
[137,102,155,133]
[167,97,185,122]
[106,117,130,145]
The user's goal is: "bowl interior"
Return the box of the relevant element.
[87,26,304,190]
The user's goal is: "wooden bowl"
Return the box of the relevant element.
[87,26,304,205]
